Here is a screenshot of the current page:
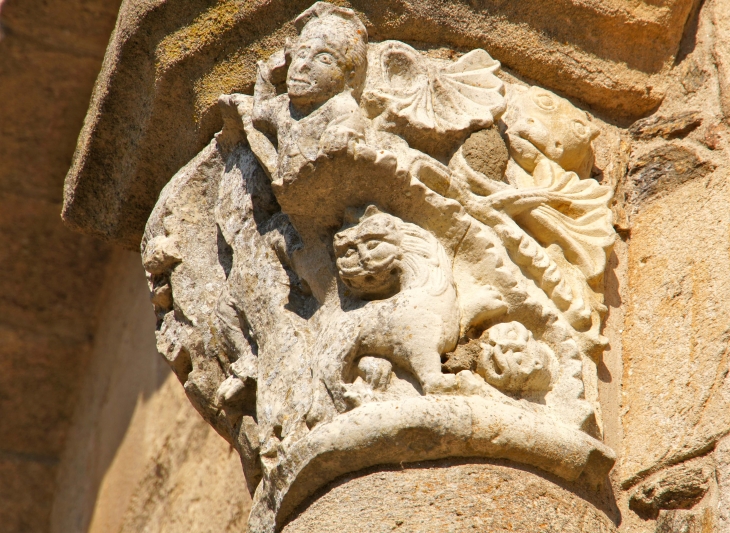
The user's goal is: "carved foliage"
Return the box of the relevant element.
[141,4,618,531]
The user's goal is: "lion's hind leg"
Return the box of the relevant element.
[399,344,457,394]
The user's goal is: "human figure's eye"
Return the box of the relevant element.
[315,53,334,65]
[366,240,380,251]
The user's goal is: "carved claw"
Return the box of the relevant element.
[256,49,287,86]
[342,379,375,408]
[422,373,458,394]
[318,126,364,158]
[215,358,257,419]
[456,370,491,397]
[481,189,571,217]
[460,286,508,332]
[356,356,392,391]
[216,375,247,408]
[350,143,398,172]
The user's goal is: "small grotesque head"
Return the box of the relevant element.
[476,321,554,394]
[334,208,402,300]
[502,86,600,178]
[286,2,368,111]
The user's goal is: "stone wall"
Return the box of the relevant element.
[49,250,251,533]
[0,0,118,529]
[3,0,730,532]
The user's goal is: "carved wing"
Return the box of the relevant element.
[362,41,506,156]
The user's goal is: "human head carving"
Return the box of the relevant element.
[286,2,368,110]
[503,86,600,178]
[476,321,555,394]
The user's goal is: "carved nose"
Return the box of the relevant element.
[296,58,312,73]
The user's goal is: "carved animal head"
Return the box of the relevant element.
[334,209,403,300]
[286,2,368,109]
[502,86,600,178]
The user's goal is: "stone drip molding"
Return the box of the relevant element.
[140,4,617,531]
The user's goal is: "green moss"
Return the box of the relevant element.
[155,0,246,72]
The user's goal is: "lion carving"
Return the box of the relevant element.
[308,206,460,421]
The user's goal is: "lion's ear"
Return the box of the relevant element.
[361,204,384,219]
[340,205,385,231]
[333,232,348,250]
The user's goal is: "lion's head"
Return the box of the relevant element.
[334,205,449,300]
[335,209,403,300]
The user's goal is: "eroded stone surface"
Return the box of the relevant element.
[613,2,730,529]
[717,435,730,533]
[49,250,251,533]
[629,457,713,520]
[139,5,619,531]
[655,509,716,533]
[629,111,703,140]
[41,0,730,531]
[46,0,730,531]
[62,0,699,249]
[0,0,121,530]
[627,143,715,205]
[282,460,619,533]
[620,169,730,487]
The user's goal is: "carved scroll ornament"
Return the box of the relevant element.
[141,3,617,531]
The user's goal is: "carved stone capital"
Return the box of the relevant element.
[139,4,619,531]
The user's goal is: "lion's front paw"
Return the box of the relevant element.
[356,356,392,391]
[422,373,458,394]
[343,379,375,408]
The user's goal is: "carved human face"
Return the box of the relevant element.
[287,36,348,112]
[476,321,553,394]
[503,87,599,175]
[334,216,402,300]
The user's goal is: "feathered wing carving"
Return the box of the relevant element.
[362,41,506,154]
[444,149,614,284]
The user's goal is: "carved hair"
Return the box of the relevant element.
[397,223,451,296]
[294,2,368,98]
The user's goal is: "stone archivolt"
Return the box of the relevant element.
[141,3,617,531]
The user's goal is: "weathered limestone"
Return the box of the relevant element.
[135,4,620,531]
[717,435,730,533]
[281,460,619,533]
[53,0,730,531]
[49,250,251,533]
[0,0,120,529]
[60,0,700,249]
[713,0,730,123]
[609,1,730,530]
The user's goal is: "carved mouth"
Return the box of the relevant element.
[288,77,312,88]
[340,271,388,284]
[338,254,398,280]
[339,264,398,288]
